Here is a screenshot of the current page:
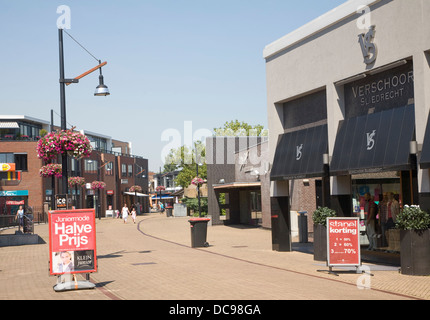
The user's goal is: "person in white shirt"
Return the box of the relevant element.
[121,204,130,224]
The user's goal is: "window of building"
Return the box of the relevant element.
[121,164,127,177]
[84,159,98,174]
[0,153,27,171]
[87,134,108,152]
[250,191,262,224]
[18,122,41,139]
[351,173,401,251]
[70,158,80,175]
[14,154,27,171]
[0,153,14,163]
[128,164,133,177]
[105,161,113,176]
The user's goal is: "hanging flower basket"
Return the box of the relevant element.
[156,186,165,192]
[130,185,143,193]
[91,181,106,190]
[68,176,86,187]
[39,163,62,178]
[36,129,92,162]
[191,177,205,187]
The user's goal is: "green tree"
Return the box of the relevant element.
[163,141,207,188]
[214,120,268,137]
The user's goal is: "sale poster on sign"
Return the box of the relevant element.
[49,209,97,275]
[327,217,361,267]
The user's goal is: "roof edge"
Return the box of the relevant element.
[263,0,382,60]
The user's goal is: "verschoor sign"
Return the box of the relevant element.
[49,209,97,275]
[327,217,361,267]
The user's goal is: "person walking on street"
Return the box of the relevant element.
[121,204,130,224]
[15,205,24,232]
[131,207,137,224]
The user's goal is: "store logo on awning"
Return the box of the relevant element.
[296,144,303,160]
[366,130,376,150]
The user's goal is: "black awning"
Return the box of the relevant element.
[330,105,415,175]
[420,112,430,169]
[270,124,328,180]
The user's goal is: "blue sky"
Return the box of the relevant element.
[0,0,346,171]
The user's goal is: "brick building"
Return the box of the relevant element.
[0,115,148,219]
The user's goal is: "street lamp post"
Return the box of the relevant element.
[57,28,110,199]
[58,28,68,196]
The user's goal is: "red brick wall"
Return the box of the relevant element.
[0,141,44,209]
[290,178,318,233]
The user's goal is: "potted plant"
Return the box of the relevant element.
[39,163,62,178]
[191,176,205,187]
[130,185,143,193]
[312,206,336,261]
[68,176,86,188]
[395,205,430,275]
[91,181,106,190]
[36,128,92,162]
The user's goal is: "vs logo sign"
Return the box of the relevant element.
[358,25,377,65]
[296,144,303,161]
[366,130,376,151]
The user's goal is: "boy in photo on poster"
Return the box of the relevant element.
[53,251,75,273]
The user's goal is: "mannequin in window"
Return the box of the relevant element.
[379,192,389,247]
[364,192,377,251]
[386,192,399,228]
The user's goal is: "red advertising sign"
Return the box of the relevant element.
[6,200,25,205]
[327,217,361,267]
[49,209,97,275]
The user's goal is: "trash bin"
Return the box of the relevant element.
[188,218,210,248]
[166,207,173,217]
[298,211,308,243]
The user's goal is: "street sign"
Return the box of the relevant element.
[0,163,16,172]
[49,209,97,276]
[327,217,361,267]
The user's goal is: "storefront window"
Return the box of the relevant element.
[351,172,401,252]
[250,191,262,225]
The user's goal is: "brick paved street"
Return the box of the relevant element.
[1,213,429,302]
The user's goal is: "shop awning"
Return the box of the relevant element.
[151,195,174,200]
[270,124,328,180]
[0,122,19,129]
[419,111,430,169]
[213,182,261,191]
[123,191,149,197]
[330,104,415,175]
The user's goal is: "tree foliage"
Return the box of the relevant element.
[163,141,206,188]
[163,120,267,188]
[214,120,268,137]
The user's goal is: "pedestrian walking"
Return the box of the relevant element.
[15,205,24,232]
[131,207,137,224]
[121,204,130,224]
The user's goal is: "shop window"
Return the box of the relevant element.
[352,174,401,251]
[250,191,262,223]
